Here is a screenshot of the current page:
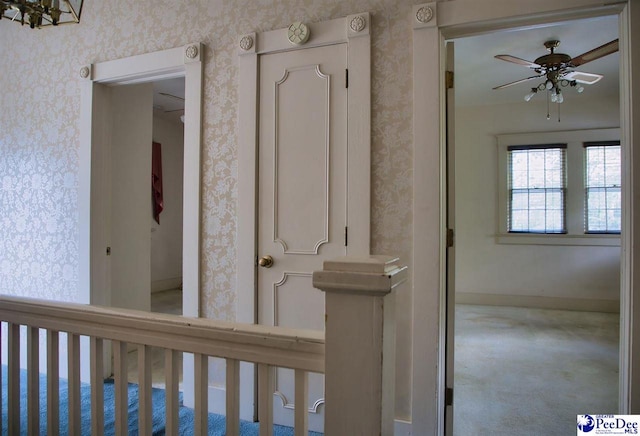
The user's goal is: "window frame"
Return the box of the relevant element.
[507,144,568,234]
[584,140,622,234]
[497,128,621,246]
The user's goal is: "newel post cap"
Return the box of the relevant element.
[312,255,408,296]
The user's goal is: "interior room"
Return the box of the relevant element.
[452,14,621,435]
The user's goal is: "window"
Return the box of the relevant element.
[497,129,621,246]
[507,145,566,233]
[584,141,621,233]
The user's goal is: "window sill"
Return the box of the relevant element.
[496,233,620,246]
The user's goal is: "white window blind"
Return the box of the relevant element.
[507,144,567,234]
[584,141,621,233]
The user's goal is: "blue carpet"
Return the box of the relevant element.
[1,366,322,435]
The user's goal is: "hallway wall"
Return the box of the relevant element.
[151,116,184,293]
[0,0,414,419]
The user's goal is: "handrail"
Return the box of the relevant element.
[0,295,325,373]
[0,254,406,435]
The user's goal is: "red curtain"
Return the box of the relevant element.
[152,141,164,224]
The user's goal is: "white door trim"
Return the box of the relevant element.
[237,13,371,421]
[237,13,371,324]
[412,1,637,434]
[78,44,204,389]
[79,43,203,315]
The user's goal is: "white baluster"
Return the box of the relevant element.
[90,337,104,436]
[138,344,152,436]
[226,358,240,436]
[165,349,180,435]
[27,326,40,436]
[67,333,81,436]
[113,340,128,436]
[47,330,60,436]
[195,353,208,435]
[8,323,20,435]
[294,369,309,436]
[258,363,274,436]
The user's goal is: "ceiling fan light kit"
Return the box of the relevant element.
[493,38,618,121]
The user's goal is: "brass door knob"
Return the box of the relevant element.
[258,255,274,268]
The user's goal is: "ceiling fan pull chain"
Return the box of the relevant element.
[557,102,561,123]
[546,91,551,120]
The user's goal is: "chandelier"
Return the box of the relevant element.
[0,0,83,29]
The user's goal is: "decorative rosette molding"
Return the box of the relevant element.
[287,22,310,45]
[346,12,370,37]
[413,3,437,29]
[239,35,254,51]
[184,44,199,61]
[238,32,257,54]
[350,15,366,33]
[79,65,91,80]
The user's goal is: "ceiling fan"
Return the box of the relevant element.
[493,38,619,103]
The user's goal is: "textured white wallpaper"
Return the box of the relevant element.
[0,0,415,418]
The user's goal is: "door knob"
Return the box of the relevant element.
[258,255,274,268]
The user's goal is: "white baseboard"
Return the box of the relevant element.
[208,385,255,422]
[206,385,413,434]
[208,385,227,415]
[151,277,182,293]
[395,418,412,435]
[456,292,619,313]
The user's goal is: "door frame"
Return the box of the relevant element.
[236,13,371,420]
[78,44,204,384]
[412,1,638,434]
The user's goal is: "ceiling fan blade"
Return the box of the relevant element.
[571,39,619,67]
[494,54,540,69]
[493,74,544,90]
[563,70,603,85]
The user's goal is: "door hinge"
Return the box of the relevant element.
[345,226,348,246]
[447,228,454,248]
[445,387,454,406]
[106,246,111,256]
[345,69,349,88]
[445,70,454,89]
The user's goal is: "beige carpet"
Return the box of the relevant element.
[454,304,619,436]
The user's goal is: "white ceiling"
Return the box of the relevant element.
[152,77,185,122]
[454,14,619,107]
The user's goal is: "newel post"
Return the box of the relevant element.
[313,256,407,436]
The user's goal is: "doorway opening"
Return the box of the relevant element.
[150,77,186,317]
[78,44,203,403]
[449,14,621,435]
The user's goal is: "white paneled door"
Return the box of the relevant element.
[257,43,348,431]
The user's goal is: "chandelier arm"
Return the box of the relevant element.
[1,0,81,28]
